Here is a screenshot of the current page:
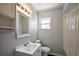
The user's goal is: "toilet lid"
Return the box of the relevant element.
[41,47,50,52]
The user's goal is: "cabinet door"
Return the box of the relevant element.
[0,3,16,19]
[33,47,42,56]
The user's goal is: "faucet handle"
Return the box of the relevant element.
[24,41,28,47]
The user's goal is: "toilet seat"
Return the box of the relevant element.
[41,47,50,52]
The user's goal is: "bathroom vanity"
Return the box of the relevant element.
[15,43,41,56]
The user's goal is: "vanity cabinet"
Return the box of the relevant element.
[15,46,42,56]
[15,43,41,56]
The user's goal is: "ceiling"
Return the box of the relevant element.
[31,3,64,11]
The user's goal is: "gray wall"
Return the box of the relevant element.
[37,7,64,54]
[0,4,38,56]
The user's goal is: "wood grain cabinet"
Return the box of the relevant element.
[0,3,16,30]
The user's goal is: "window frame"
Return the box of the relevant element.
[39,17,51,29]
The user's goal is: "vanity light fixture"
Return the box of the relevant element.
[16,3,32,17]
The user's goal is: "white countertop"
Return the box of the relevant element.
[15,43,41,55]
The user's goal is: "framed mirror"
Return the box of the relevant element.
[16,10,30,38]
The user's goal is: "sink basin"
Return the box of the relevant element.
[15,43,41,55]
[25,44,37,51]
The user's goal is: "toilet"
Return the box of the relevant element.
[41,46,50,56]
[35,40,50,56]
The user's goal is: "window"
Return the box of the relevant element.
[40,17,51,29]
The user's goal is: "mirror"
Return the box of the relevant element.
[16,10,30,38]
